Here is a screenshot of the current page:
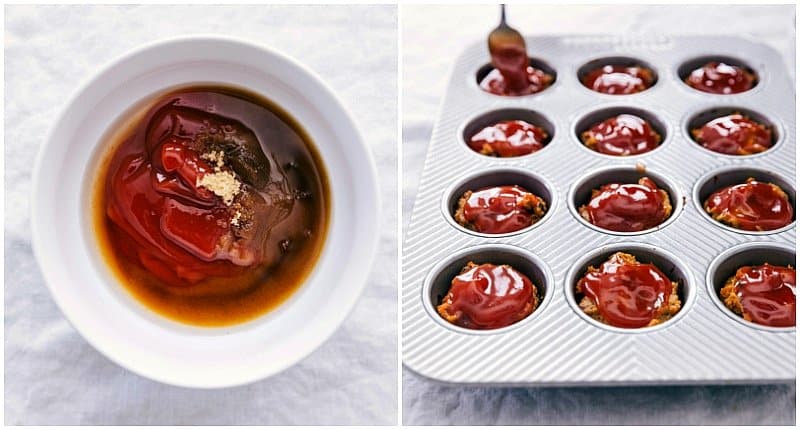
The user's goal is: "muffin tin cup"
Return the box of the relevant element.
[459,108,555,160]
[564,243,696,334]
[474,57,558,98]
[706,242,796,333]
[693,166,796,236]
[421,244,555,335]
[682,105,784,159]
[441,167,557,238]
[571,104,671,159]
[567,165,684,236]
[676,54,763,96]
[404,35,795,386]
[576,55,660,96]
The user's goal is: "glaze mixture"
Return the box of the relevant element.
[721,264,795,327]
[437,262,538,330]
[704,178,793,232]
[94,86,328,326]
[576,252,681,329]
[468,120,548,157]
[691,113,773,155]
[581,114,661,156]
[580,64,655,94]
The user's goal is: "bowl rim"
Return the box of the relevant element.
[30,34,380,388]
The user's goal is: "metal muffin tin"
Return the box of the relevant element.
[403,35,795,386]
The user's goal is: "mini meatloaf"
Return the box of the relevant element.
[704,178,794,231]
[437,261,538,330]
[576,252,681,329]
[579,177,672,232]
[469,120,548,157]
[691,113,773,155]
[479,66,555,96]
[581,114,662,156]
[684,61,756,94]
[580,64,656,95]
[454,185,547,234]
[720,263,796,327]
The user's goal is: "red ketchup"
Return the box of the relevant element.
[581,177,668,232]
[583,114,661,156]
[108,139,251,286]
[581,65,654,94]
[577,253,674,328]
[734,264,796,327]
[469,120,547,157]
[439,263,535,329]
[693,114,772,155]
[705,179,794,231]
[462,185,541,234]
[685,62,755,94]
[104,93,288,287]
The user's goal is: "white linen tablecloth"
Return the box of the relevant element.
[402,4,795,425]
[5,4,397,425]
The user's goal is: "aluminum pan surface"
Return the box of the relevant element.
[402,35,795,386]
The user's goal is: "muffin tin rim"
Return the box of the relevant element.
[440,166,559,239]
[692,165,796,236]
[679,103,786,160]
[562,242,698,334]
[566,164,685,236]
[705,241,796,333]
[420,243,556,336]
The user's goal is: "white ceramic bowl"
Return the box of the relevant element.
[31,36,380,388]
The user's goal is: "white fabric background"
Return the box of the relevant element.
[401,4,796,425]
[5,5,397,425]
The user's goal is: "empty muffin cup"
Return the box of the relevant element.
[423,244,554,334]
[706,242,795,332]
[694,166,796,235]
[568,165,683,235]
[565,243,695,333]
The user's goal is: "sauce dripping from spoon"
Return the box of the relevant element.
[487,5,530,93]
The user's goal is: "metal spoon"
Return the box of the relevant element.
[487,4,530,92]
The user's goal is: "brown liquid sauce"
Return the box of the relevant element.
[734,264,795,327]
[704,179,793,231]
[93,85,329,327]
[577,253,673,328]
[437,263,536,330]
[692,114,773,155]
[581,65,654,94]
[582,114,661,156]
[469,120,547,157]
[685,62,755,94]
[581,178,669,232]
